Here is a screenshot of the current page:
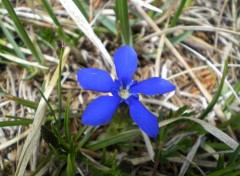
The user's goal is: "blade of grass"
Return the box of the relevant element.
[40,0,71,44]
[15,47,70,176]
[1,0,44,64]
[67,141,76,176]
[58,0,114,69]
[77,127,96,148]
[0,53,47,70]
[216,154,225,170]
[0,18,26,60]
[159,116,238,150]
[51,124,70,151]
[207,160,240,176]
[86,129,140,151]
[179,135,204,176]
[0,39,59,64]
[72,0,88,20]
[115,0,132,45]
[181,43,239,102]
[31,152,53,176]
[98,15,116,34]
[0,118,33,127]
[198,60,228,119]
[58,45,64,129]
[67,154,74,176]
[1,91,38,109]
[169,31,193,44]
[64,92,71,141]
[227,144,240,166]
[170,0,187,27]
[73,126,87,142]
[223,82,240,111]
[38,88,57,122]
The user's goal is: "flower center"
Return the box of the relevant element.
[119,89,130,99]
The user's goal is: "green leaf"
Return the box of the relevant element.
[98,15,117,34]
[115,0,132,45]
[72,0,88,20]
[159,117,238,150]
[216,154,225,170]
[1,91,38,109]
[58,46,64,128]
[64,92,71,141]
[198,60,228,119]
[227,144,240,166]
[67,154,74,176]
[207,160,240,176]
[0,19,26,61]
[74,126,87,142]
[173,105,189,117]
[38,88,57,122]
[170,31,193,45]
[1,0,44,64]
[170,0,187,27]
[77,127,96,148]
[86,129,140,151]
[41,0,72,44]
[67,148,76,176]
[31,152,53,176]
[0,117,33,127]
[51,124,70,151]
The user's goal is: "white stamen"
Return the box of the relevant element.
[119,89,130,99]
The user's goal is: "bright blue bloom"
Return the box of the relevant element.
[77,46,175,138]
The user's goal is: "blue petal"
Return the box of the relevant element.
[113,46,138,88]
[127,97,159,138]
[130,77,175,95]
[77,68,114,92]
[82,96,121,126]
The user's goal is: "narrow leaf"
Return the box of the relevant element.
[198,60,228,119]
[115,0,132,45]
[1,0,44,64]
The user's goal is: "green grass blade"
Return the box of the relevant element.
[40,0,61,26]
[1,0,44,64]
[77,127,96,148]
[58,46,64,129]
[0,19,26,60]
[169,31,193,44]
[67,153,75,176]
[31,152,53,176]
[170,0,187,27]
[51,124,70,151]
[207,160,240,176]
[216,154,225,170]
[198,60,228,119]
[1,91,38,109]
[38,88,57,122]
[64,92,71,141]
[74,126,87,142]
[223,82,240,111]
[227,144,240,166]
[0,118,33,127]
[86,129,141,151]
[98,15,117,34]
[115,0,132,45]
[40,0,71,44]
[72,0,88,20]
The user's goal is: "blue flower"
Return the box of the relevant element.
[77,46,175,138]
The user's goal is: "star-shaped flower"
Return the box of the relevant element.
[77,46,175,138]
